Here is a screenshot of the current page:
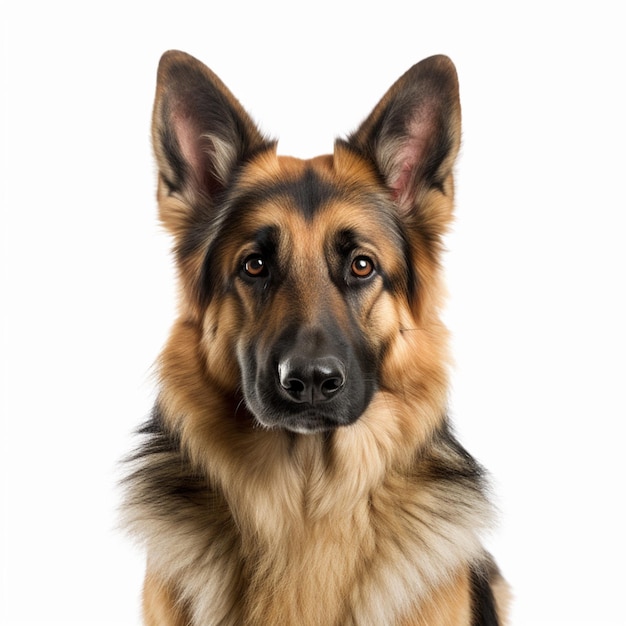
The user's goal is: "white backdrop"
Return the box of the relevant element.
[2,2,625,625]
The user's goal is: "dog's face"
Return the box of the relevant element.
[199,154,412,432]
[151,51,460,434]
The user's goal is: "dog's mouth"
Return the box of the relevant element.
[250,403,368,434]
[256,409,347,434]
[251,397,363,433]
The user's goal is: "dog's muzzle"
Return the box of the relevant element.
[241,323,375,433]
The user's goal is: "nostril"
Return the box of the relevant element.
[320,376,343,397]
[283,377,305,394]
[318,358,345,400]
[278,361,306,401]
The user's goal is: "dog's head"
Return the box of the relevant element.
[152,51,460,434]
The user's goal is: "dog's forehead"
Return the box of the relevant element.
[231,150,400,245]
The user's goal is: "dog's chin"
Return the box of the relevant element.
[261,419,332,435]
[250,407,359,435]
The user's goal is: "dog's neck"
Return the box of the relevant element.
[125,399,492,625]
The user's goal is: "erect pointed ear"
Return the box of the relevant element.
[152,50,273,206]
[345,55,461,212]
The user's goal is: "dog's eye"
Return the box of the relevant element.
[350,256,375,279]
[243,255,268,278]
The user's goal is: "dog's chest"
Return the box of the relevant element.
[156,478,486,626]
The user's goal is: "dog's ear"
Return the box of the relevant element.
[152,51,273,217]
[345,55,461,214]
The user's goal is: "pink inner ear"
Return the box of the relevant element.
[390,135,428,202]
[390,151,419,201]
[389,107,435,204]
[172,112,204,183]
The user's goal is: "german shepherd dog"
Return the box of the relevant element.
[122,50,510,625]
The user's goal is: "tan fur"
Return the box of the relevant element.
[492,572,514,624]
[143,571,190,626]
[400,569,472,626]
[123,50,509,625]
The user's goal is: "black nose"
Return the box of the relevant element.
[278,356,346,405]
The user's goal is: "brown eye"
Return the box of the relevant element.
[351,256,375,278]
[243,255,268,278]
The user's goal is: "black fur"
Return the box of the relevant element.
[470,560,501,626]
[125,407,211,512]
